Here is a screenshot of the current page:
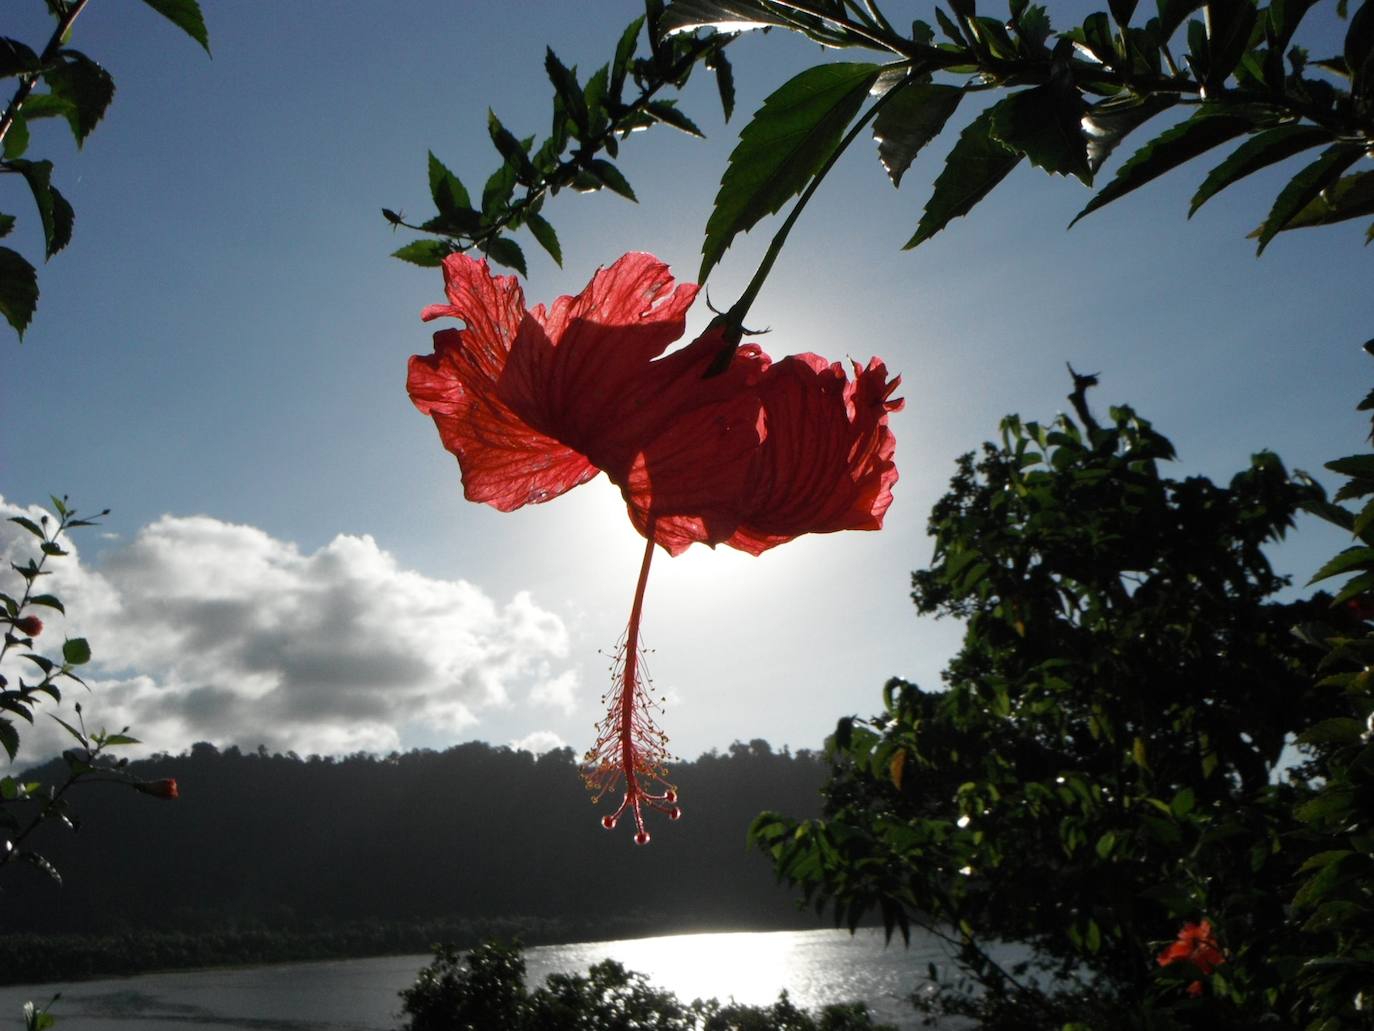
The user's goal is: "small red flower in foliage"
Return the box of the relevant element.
[12,615,42,637]
[136,778,179,800]
[1157,919,1225,996]
[409,253,901,843]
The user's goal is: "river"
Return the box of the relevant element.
[0,926,956,1029]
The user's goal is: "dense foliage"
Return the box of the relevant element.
[395,940,894,1031]
[751,393,1368,1027]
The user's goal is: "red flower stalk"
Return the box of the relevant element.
[12,615,42,637]
[1157,919,1225,996]
[136,778,179,800]
[408,253,901,842]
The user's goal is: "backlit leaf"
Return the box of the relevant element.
[701,62,881,279]
[391,240,450,267]
[1253,143,1364,252]
[659,0,792,37]
[872,82,964,187]
[988,78,1090,182]
[1190,123,1331,215]
[139,0,211,53]
[41,50,115,145]
[0,245,38,336]
[525,212,562,266]
[482,236,527,276]
[1070,106,1261,226]
[1082,93,1178,173]
[906,106,1021,248]
[1271,170,1374,231]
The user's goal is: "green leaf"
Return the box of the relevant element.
[586,158,637,201]
[427,151,471,215]
[525,212,562,266]
[3,113,28,160]
[659,0,793,37]
[1345,0,1374,95]
[1070,106,1260,226]
[1331,569,1374,606]
[1253,143,1365,253]
[0,38,42,77]
[0,718,16,762]
[1271,170,1374,231]
[701,62,881,279]
[487,111,535,181]
[0,212,13,238]
[545,49,589,135]
[9,515,45,539]
[1077,94,1176,173]
[391,240,450,267]
[610,15,645,100]
[1327,453,1374,477]
[1156,0,1208,40]
[482,236,527,276]
[101,733,141,747]
[41,50,116,145]
[1310,545,1374,584]
[872,82,965,188]
[906,106,1021,248]
[647,99,705,137]
[0,245,38,336]
[1190,123,1332,215]
[50,713,86,746]
[1201,0,1259,89]
[139,0,211,53]
[481,160,517,218]
[62,637,90,665]
[1298,717,1364,746]
[988,79,1090,182]
[29,594,64,614]
[708,49,736,121]
[4,158,74,258]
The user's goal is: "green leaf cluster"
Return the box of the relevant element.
[389,3,737,276]
[0,0,210,337]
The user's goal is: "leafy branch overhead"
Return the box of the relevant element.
[0,0,210,338]
[667,0,1372,276]
[386,2,738,276]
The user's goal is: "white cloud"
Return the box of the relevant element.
[0,498,577,761]
[510,729,567,755]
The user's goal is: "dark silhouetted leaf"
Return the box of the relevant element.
[41,50,116,145]
[1190,123,1331,215]
[427,151,471,215]
[988,78,1090,182]
[481,161,518,218]
[0,213,12,238]
[587,158,637,200]
[647,99,705,136]
[907,106,1021,248]
[482,236,527,275]
[1253,143,1366,251]
[526,212,562,266]
[1203,0,1260,89]
[1071,106,1261,225]
[1110,0,1139,27]
[391,240,450,267]
[1082,92,1177,172]
[0,718,18,762]
[3,158,73,257]
[1156,0,1207,39]
[610,15,645,100]
[660,0,793,37]
[1347,0,1374,97]
[707,48,735,120]
[0,38,41,78]
[62,637,90,665]
[701,62,881,279]
[3,113,27,160]
[1273,171,1374,231]
[139,0,211,53]
[488,111,535,180]
[873,82,964,187]
[545,49,588,135]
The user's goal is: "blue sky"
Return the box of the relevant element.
[2,1,1370,769]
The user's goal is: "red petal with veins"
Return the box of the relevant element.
[407,257,597,510]
[724,355,903,556]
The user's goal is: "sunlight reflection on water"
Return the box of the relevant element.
[0,927,956,1030]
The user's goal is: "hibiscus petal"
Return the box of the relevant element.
[724,355,903,556]
[499,253,701,478]
[408,256,598,510]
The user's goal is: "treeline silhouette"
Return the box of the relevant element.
[2,739,829,983]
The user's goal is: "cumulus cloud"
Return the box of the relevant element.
[510,730,568,755]
[0,498,578,760]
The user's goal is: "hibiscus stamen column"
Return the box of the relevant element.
[583,517,682,844]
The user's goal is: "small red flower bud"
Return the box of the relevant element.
[136,778,179,800]
[634,830,650,846]
[601,815,617,830]
[13,615,42,637]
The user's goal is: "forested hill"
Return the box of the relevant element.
[5,740,830,952]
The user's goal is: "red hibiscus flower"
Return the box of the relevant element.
[1157,919,1225,996]
[136,778,179,801]
[409,253,901,843]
